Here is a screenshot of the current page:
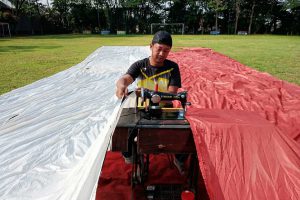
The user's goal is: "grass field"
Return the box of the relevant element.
[0,34,299,95]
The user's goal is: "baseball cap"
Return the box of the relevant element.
[152,31,172,47]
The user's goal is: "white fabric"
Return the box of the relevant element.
[0,46,150,200]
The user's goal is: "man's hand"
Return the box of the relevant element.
[168,85,179,94]
[115,74,134,99]
[116,84,128,99]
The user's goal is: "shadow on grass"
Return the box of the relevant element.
[0,45,62,52]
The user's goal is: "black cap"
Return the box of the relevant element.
[152,31,172,47]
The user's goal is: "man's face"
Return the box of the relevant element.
[150,43,171,66]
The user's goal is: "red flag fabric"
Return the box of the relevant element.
[186,108,300,200]
[169,48,300,200]
[169,48,300,142]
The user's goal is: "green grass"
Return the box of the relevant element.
[0,34,299,95]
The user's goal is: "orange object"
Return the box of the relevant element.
[154,80,158,92]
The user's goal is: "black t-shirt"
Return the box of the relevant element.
[126,58,181,92]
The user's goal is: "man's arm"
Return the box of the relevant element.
[116,74,134,99]
[167,62,181,94]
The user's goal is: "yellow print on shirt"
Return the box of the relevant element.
[137,68,174,92]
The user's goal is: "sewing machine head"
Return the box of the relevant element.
[138,88,191,119]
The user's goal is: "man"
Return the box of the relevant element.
[115,31,186,174]
[116,31,180,97]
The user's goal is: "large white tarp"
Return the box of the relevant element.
[0,46,150,200]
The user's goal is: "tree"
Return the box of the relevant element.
[234,0,243,34]
[208,0,227,31]
[284,0,300,10]
[52,0,70,29]
[5,0,300,35]
[8,0,27,16]
[248,0,255,34]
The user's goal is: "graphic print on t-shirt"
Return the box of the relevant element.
[126,58,181,92]
[137,67,174,92]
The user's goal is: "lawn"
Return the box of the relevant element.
[0,34,299,95]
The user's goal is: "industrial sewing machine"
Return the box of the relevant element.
[111,89,198,199]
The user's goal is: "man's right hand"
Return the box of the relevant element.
[115,74,134,99]
[116,85,128,99]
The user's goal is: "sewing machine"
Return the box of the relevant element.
[111,89,198,199]
[138,88,190,119]
[112,89,193,154]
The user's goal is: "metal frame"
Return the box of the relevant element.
[151,23,185,35]
[0,22,11,37]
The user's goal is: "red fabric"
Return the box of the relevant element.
[97,153,189,200]
[169,48,300,142]
[186,109,300,200]
[168,48,300,200]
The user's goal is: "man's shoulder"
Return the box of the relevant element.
[132,58,149,66]
[165,59,179,68]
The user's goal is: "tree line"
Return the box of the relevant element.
[0,0,299,35]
